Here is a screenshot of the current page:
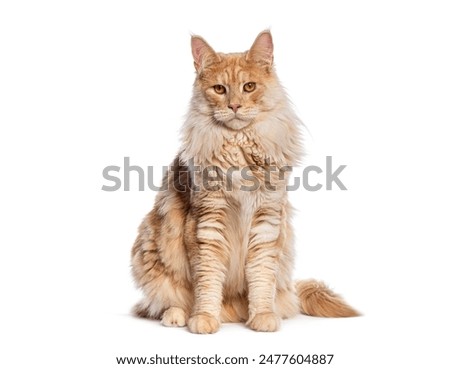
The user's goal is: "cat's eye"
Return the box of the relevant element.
[213,85,226,94]
[243,82,256,92]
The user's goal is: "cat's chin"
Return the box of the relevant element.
[222,118,253,131]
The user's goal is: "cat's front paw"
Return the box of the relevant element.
[161,307,187,327]
[188,313,220,334]
[247,312,281,332]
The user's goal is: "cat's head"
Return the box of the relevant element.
[191,31,282,131]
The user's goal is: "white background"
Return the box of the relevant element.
[1,1,449,368]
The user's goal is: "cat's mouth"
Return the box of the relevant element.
[224,117,253,130]
[213,111,256,130]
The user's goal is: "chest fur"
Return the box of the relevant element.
[220,130,266,168]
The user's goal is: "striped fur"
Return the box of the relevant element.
[131,31,358,334]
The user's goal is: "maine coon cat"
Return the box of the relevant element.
[131,31,358,334]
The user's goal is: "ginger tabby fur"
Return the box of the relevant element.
[131,31,358,334]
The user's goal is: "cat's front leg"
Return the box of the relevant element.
[186,199,228,334]
[245,206,283,332]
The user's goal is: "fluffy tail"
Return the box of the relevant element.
[296,279,360,317]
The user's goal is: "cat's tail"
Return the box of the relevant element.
[295,279,360,317]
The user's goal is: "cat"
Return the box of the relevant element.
[131,30,358,334]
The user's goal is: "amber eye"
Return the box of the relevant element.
[213,85,226,94]
[243,82,256,92]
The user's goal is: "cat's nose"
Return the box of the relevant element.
[228,103,241,113]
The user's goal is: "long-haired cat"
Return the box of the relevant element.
[131,30,358,333]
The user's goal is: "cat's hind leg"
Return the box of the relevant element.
[131,253,193,327]
[131,270,192,328]
[131,210,193,327]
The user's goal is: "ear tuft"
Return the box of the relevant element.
[247,30,274,65]
[191,36,217,72]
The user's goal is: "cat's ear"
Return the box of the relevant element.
[247,30,274,66]
[191,36,218,72]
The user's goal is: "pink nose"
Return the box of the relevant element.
[228,104,241,113]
